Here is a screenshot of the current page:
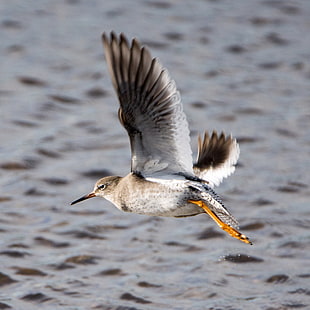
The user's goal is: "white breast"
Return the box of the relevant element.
[113,176,202,217]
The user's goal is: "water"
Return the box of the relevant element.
[1,0,309,309]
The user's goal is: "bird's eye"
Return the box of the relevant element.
[97,184,106,190]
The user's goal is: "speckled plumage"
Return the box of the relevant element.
[88,173,239,228]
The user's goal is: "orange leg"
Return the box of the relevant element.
[188,199,252,245]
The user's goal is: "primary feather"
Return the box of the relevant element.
[102,32,194,177]
[194,131,240,187]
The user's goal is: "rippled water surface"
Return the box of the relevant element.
[1,1,310,309]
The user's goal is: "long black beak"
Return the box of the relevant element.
[71,192,96,205]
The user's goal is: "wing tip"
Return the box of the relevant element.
[194,130,240,186]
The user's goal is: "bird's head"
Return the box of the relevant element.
[70,176,121,205]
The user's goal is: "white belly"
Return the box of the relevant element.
[112,177,204,217]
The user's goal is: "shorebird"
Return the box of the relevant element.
[71,32,252,245]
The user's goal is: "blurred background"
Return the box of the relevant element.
[0,0,309,309]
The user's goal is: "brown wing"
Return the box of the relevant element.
[193,131,240,187]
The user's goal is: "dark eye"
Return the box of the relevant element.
[97,184,106,190]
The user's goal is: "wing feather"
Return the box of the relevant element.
[194,131,240,187]
[102,32,193,176]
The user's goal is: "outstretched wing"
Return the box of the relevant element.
[193,131,240,187]
[102,32,193,177]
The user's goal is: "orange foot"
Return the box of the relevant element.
[188,199,252,245]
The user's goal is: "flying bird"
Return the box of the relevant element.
[71,32,252,245]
